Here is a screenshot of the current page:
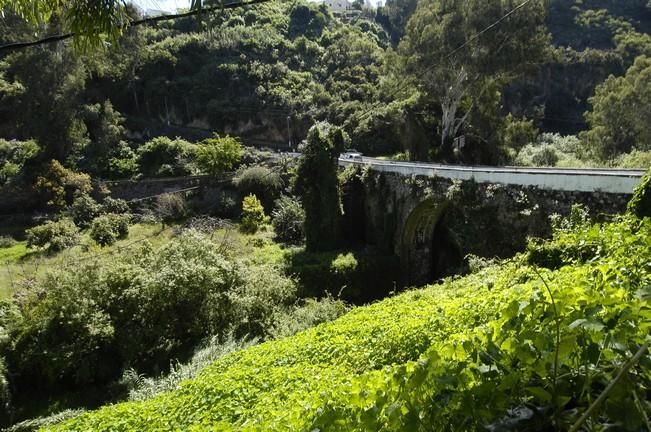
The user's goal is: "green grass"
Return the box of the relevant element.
[46,216,651,431]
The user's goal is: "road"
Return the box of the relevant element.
[337,156,646,194]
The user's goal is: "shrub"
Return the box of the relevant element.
[124,336,257,402]
[231,265,297,339]
[240,194,268,234]
[137,137,197,178]
[196,134,243,176]
[0,139,39,186]
[4,231,299,405]
[101,197,130,215]
[0,236,16,249]
[628,167,651,218]
[233,166,283,211]
[69,194,102,228]
[270,296,349,339]
[501,114,539,151]
[44,218,651,432]
[154,193,187,225]
[514,133,589,167]
[271,196,305,244]
[25,219,79,253]
[34,161,92,210]
[616,150,651,168]
[89,214,130,246]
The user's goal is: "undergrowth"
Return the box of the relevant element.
[47,215,651,431]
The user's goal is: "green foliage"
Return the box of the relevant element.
[233,166,283,211]
[4,231,298,409]
[101,197,130,215]
[46,216,651,431]
[628,167,651,218]
[230,264,296,339]
[398,0,549,159]
[527,204,594,269]
[514,133,589,167]
[0,0,130,50]
[69,194,102,229]
[89,214,131,247]
[77,101,128,177]
[0,236,17,249]
[137,137,197,178]
[581,55,651,161]
[616,149,651,168]
[196,134,243,176]
[295,122,349,252]
[154,193,188,225]
[123,336,258,403]
[271,196,305,245]
[501,114,539,151]
[0,139,39,186]
[330,252,358,274]
[240,194,268,234]
[286,249,400,302]
[270,296,349,339]
[34,160,92,210]
[25,219,80,253]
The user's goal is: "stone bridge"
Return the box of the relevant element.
[339,158,645,286]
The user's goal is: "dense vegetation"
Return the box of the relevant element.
[33,208,650,431]
[0,0,649,429]
[0,0,649,211]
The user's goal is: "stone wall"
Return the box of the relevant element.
[344,170,633,286]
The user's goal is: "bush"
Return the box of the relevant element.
[231,265,297,339]
[0,236,17,249]
[89,214,131,246]
[154,193,187,225]
[240,194,268,234]
[271,196,305,244]
[628,167,651,218]
[4,231,298,405]
[45,218,651,432]
[616,150,651,168]
[270,296,349,339]
[25,219,79,253]
[137,137,197,178]
[233,166,283,211]
[0,139,39,186]
[196,134,243,176]
[69,194,102,229]
[102,197,130,215]
[514,133,589,167]
[34,161,92,210]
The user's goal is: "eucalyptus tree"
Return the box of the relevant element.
[398,0,549,160]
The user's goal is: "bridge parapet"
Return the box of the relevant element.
[339,158,644,194]
[340,162,640,286]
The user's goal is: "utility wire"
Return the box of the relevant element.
[0,0,274,52]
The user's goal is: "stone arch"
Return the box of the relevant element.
[399,198,462,286]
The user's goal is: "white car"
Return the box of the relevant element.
[340,150,363,161]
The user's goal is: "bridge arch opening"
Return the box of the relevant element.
[400,199,463,286]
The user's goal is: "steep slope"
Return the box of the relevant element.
[48,214,651,431]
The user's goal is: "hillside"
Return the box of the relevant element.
[45,213,651,431]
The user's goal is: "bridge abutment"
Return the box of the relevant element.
[342,168,632,287]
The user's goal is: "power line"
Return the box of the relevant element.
[0,0,274,52]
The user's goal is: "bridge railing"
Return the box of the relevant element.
[339,158,645,194]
